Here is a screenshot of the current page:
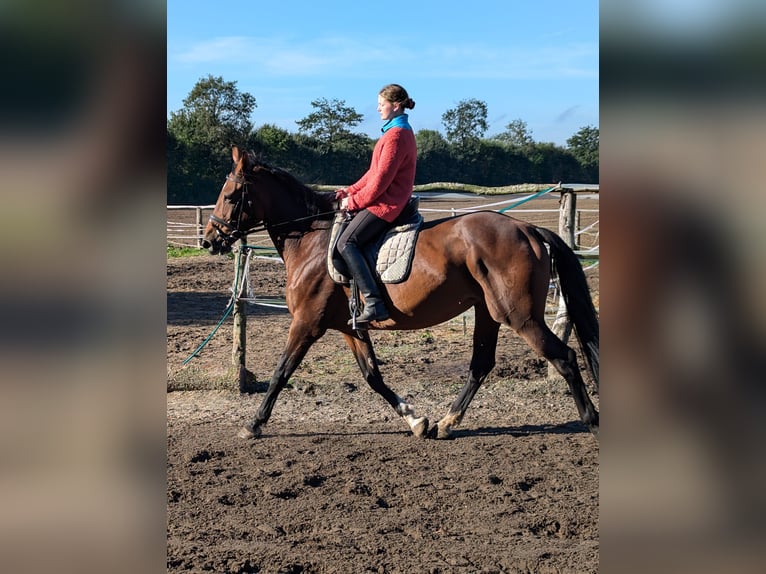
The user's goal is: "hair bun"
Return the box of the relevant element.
[406,98,416,110]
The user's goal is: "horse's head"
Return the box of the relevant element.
[202,146,262,254]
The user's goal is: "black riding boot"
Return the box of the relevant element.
[341,244,389,326]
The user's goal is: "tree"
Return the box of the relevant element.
[248,123,300,173]
[415,129,453,183]
[167,75,257,203]
[168,75,256,151]
[295,97,364,149]
[250,123,292,155]
[493,118,534,147]
[441,98,489,147]
[416,129,449,154]
[525,142,582,184]
[567,125,599,170]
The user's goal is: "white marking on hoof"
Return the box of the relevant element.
[409,416,429,438]
[396,399,427,437]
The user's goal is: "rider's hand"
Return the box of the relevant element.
[340,197,349,210]
[335,188,347,200]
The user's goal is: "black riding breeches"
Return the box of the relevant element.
[337,209,389,255]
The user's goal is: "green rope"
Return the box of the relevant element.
[181,246,245,365]
[497,184,558,213]
[181,300,235,365]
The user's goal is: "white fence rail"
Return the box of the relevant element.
[167,205,215,248]
[167,190,599,252]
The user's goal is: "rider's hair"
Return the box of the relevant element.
[379,84,415,110]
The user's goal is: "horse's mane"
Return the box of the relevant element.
[247,152,336,219]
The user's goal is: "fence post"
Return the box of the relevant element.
[232,239,248,389]
[196,207,203,248]
[548,189,576,381]
[558,187,576,247]
[575,209,581,251]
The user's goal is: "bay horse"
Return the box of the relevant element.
[202,146,599,440]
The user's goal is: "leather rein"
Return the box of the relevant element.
[208,174,338,246]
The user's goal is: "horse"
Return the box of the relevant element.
[202,146,599,440]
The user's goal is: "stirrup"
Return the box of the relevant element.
[348,301,389,327]
[348,279,360,329]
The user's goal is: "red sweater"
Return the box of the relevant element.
[345,126,417,222]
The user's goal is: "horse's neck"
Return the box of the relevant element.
[268,224,328,264]
[263,198,321,246]
[260,182,327,257]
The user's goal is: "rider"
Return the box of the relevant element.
[336,84,417,327]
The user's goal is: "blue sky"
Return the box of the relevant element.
[167,0,598,146]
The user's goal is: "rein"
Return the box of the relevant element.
[209,211,337,242]
[209,174,338,243]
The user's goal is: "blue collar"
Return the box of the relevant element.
[381,113,412,133]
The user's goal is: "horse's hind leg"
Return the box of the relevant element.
[518,319,599,434]
[430,303,500,440]
[343,331,429,438]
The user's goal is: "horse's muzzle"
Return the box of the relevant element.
[202,223,231,255]
[201,236,231,255]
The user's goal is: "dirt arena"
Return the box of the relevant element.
[167,194,600,573]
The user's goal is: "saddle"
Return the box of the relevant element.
[327,196,423,285]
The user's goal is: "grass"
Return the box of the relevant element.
[167,245,207,258]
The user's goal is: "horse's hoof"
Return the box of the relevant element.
[589,424,599,438]
[411,417,429,439]
[426,423,453,440]
[435,423,455,440]
[238,424,262,440]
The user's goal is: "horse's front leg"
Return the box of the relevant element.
[343,331,429,438]
[238,319,324,439]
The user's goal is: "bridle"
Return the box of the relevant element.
[208,174,253,246]
[208,172,339,247]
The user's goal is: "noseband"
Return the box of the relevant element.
[208,174,253,246]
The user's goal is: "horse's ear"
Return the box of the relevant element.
[232,145,242,164]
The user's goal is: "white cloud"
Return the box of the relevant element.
[171,35,597,81]
[172,35,402,76]
[174,36,253,63]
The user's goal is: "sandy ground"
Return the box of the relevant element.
[167,194,600,573]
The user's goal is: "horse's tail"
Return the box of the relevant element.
[535,227,599,387]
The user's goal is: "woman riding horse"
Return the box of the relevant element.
[335,83,417,327]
